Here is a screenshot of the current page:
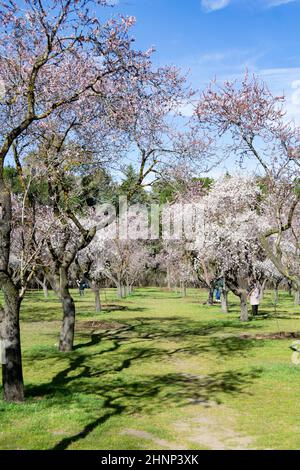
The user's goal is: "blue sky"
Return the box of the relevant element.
[106,0,300,123]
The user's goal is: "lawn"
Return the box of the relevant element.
[1,287,300,450]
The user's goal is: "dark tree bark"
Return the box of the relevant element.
[0,276,24,402]
[0,176,24,402]
[59,295,76,352]
[57,268,76,352]
[50,268,76,352]
[93,284,101,313]
[239,291,249,322]
[58,267,75,351]
[221,289,229,313]
[207,287,214,305]
[46,223,96,352]
[226,272,250,322]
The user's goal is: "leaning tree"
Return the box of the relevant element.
[0,0,156,402]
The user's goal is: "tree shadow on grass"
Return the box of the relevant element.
[53,367,261,449]
[19,301,268,451]
[29,313,264,360]
[208,336,263,357]
[25,364,262,450]
[24,314,264,367]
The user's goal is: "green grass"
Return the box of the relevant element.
[1,287,300,450]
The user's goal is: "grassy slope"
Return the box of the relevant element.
[0,287,300,450]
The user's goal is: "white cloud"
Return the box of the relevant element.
[244,67,300,124]
[180,48,264,86]
[198,52,231,63]
[264,0,297,7]
[184,53,300,123]
[201,0,298,12]
[201,0,231,12]
[291,80,300,105]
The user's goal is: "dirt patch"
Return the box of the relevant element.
[102,304,128,311]
[52,430,68,436]
[174,406,254,450]
[122,429,186,450]
[239,331,300,340]
[76,320,126,331]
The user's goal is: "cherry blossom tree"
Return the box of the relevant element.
[195,73,300,307]
[0,0,156,402]
[81,224,152,300]
[156,240,196,296]
[194,176,267,321]
[259,185,300,300]
[103,64,211,199]
[256,259,284,305]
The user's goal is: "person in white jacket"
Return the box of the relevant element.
[248,284,261,316]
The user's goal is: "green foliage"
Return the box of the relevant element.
[119,165,150,204]
[193,176,214,190]
[3,166,23,194]
[151,179,177,204]
[80,168,117,207]
[151,176,214,204]
[4,165,50,204]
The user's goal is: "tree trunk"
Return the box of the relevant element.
[274,288,279,304]
[207,287,214,305]
[121,285,126,298]
[260,279,267,301]
[126,282,133,295]
[42,280,48,299]
[0,177,24,402]
[94,285,101,313]
[239,292,249,322]
[288,282,292,297]
[0,277,24,402]
[117,283,127,298]
[294,289,300,306]
[221,289,229,313]
[181,281,187,297]
[167,265,171,291]
[58,268,76,352]
[117,283,122,299]
[36,276,49,298]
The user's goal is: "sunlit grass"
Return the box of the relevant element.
[0,287,300,449]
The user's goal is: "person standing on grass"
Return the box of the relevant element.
[214,278,223,303]
[77,279,86,297]
[215,287,221,302]
[248,283,261,316]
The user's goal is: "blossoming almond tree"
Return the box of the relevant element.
[195,176,268,321]
[80,224,152,300]
[102,64,210,199]
[156,240,196,296]
[24,100,129,351]
[0,0,155,402]
[196,73,300,301]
